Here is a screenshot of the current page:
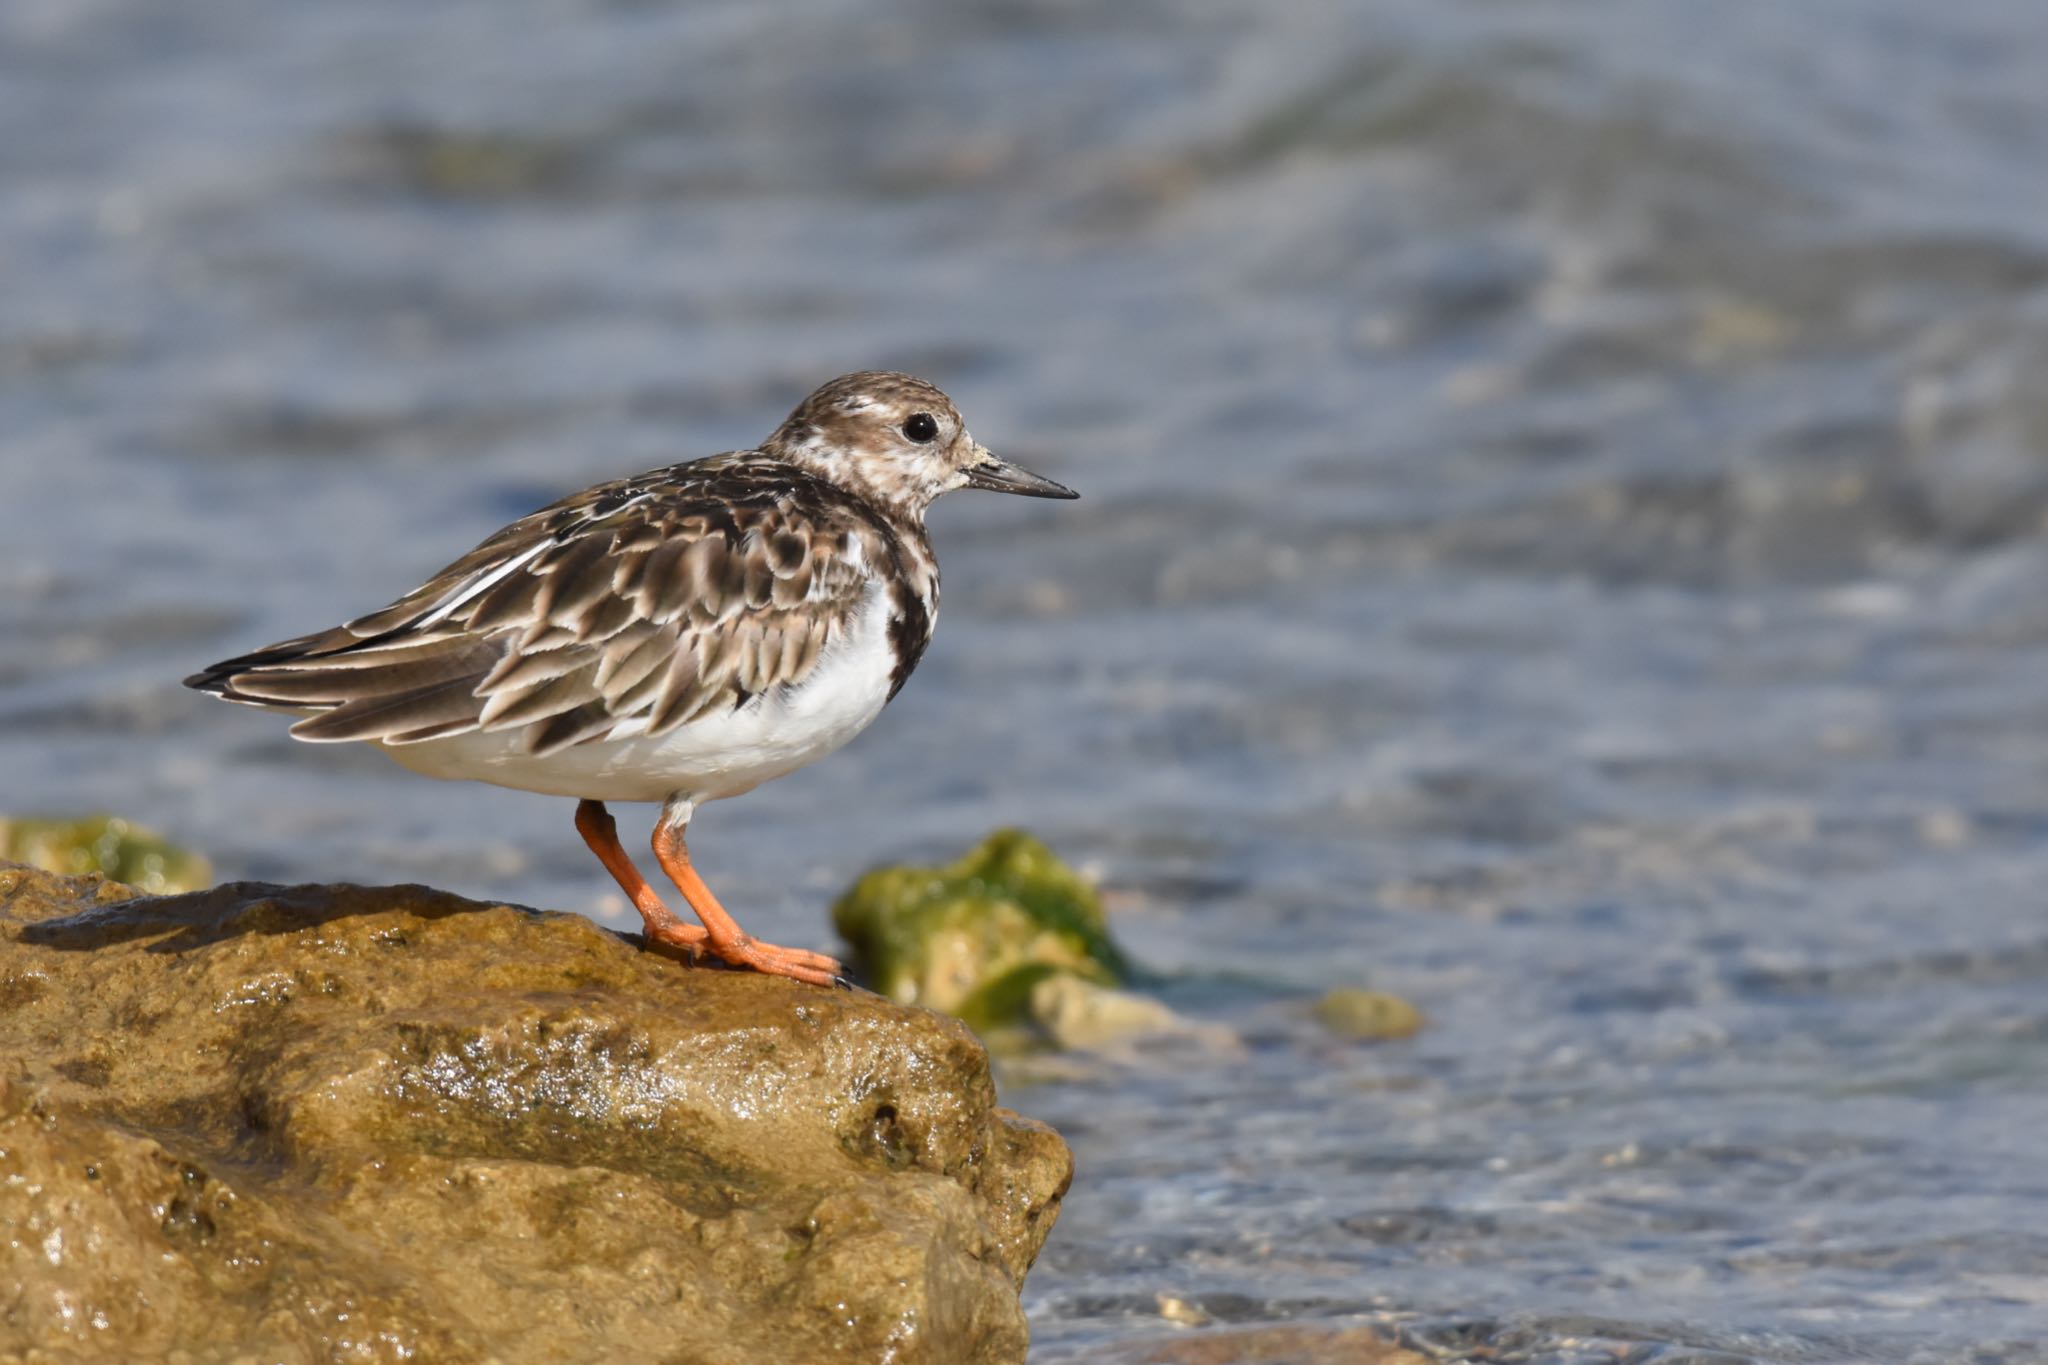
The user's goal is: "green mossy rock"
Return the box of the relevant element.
[0,861,1070,1364]
[833,830,1133,1033]
[1313,987,1425,1041]
[0,814,210,894]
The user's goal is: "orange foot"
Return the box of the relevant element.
[653,815,843,987]
[574,798,844,987]
[638,905,710,964]
[697,932,843,987]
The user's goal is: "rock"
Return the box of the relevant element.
[0,814,210,894]
[0,862,1071,1364]
[1311,987,1425,1041]
[832,833,1226,1055]
[1024,974,1233,1055]
[1115,1322,1430,1365]
[831,829,1133,1031]
[343,121,580,200]
[1152,1293,1212,1327]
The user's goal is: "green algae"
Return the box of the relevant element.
[1312,987,1424,1041]
[0,814,210,894]
[832,830,1133,1031]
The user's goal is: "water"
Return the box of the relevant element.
[5,1,2048,1359]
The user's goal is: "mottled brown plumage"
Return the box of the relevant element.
[186,371,1076,986]
[191,452,935,758]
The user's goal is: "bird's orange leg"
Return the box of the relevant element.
[574,799,707,958]
[650,814,842,987]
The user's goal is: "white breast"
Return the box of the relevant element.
[378,586,899,805]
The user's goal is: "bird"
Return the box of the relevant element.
[185,371,1078,987]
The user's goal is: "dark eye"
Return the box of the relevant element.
[901,412,939,443]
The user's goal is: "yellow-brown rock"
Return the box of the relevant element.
[1311,987,1425,1041]
[1117,1321,1431,1365]
[0,862,1071,1364]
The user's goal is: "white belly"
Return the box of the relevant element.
[377,588,898,805]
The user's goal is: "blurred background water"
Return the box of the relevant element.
[5,1,2048,1360]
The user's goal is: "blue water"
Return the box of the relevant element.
[4,2,2047,1359]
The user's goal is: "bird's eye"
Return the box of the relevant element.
[901,412,939,443]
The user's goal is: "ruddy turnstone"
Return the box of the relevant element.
[186,371,1077,986]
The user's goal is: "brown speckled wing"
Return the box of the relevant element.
[186,454,888,757]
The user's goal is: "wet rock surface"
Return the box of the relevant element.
[0,862,1071,1364]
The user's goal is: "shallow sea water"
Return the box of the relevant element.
[5,1,2048,1360]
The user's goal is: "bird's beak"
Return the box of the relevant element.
[962,449,1079,500]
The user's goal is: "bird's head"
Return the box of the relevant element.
[765,371,1077,517]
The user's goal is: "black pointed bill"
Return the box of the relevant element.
[963,453,1079,500]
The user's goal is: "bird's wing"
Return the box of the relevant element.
[186,457,878,757]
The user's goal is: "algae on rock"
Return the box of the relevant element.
[0,813,209,893]
[1312,986,1425,1041]
[0,861,1070,1365]
[832,829,1137,1035]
